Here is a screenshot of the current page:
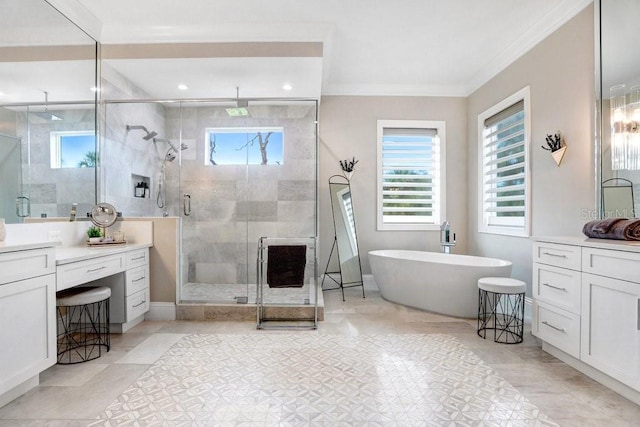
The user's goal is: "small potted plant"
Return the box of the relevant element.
[541,131,567,166]
[87,226,102,243]
[339,157,359,180]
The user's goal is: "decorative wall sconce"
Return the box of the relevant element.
[541,131,566,166]
[610,84,640,170]
[339,157,358,180]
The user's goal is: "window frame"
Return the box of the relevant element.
[477,86,531,237]
[49,130,96,169]
[376,119,446,231]
[204,126,284,166]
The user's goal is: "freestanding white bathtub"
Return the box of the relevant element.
[368,250,512,318]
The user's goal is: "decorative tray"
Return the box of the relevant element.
[87,240,127,246]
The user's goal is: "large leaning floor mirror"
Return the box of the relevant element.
[322,174,364,301]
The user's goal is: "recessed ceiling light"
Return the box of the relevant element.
[178,84,188,91]
[282,83,293,91]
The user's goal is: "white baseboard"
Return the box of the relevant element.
[145,302,177,321]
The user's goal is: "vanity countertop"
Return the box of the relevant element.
[55,242,152,265]
[0,240,58,254]
[532,235,640,252]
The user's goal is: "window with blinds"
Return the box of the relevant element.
[377,120,445,231]
[478,87,530,236]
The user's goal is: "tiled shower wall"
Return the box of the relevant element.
[101,63,167,217]
[168,103,317,286]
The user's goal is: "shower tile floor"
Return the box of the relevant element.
[1,277,639,426]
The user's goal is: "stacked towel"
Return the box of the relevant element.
[582,218,640,240]
[266,245,307,288]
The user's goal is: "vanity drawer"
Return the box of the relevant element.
[582,247,640,283]
[0,248,56,286]
[127,249,148,269]
[533,263,581,314]
[533,242,581,270]
[532,300,580,359]
[126,288,148,321]
[126,265,148,296]
[57,253,126,291]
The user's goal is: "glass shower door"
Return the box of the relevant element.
[177,101,251,304]
[0,134,23,223]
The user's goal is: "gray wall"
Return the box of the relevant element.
[467,5,595,293]
[319,96,467,273]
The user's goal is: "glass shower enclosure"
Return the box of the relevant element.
[177,100,318,304]
[102,98,318,305]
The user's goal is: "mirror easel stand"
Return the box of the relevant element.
[602,178,635,218]
[321,174,365,302]
[321,236,365,301]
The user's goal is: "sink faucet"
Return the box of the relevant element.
[440,220,456,254]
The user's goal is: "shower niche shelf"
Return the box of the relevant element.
[131,174,150,198]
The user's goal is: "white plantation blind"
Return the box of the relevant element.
[479,88,530,236]
[377,120,445,231]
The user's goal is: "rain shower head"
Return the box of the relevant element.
[144,131,158,140]
[126,125,158,140]
[30,111,63,122]
[226,86,249,117]
[30,92,63,122]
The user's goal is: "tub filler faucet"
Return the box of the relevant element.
[440,220,456,254]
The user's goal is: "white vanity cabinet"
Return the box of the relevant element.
[532,241,582,358]
[0,245,56,407]
[57,245,151,333]
[532,237,640,403]
[86,247,150,333]
[581,248,640,391]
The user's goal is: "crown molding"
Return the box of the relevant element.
[321,83,467,98]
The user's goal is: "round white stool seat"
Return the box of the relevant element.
[478,277,526,294]
[56,286,111,306]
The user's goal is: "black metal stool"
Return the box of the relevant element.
[56,286,111,364]
[477,277,525,344]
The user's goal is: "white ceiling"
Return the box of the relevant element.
[1,0,593,102]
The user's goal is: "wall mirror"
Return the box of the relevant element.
[597,0,640,218]
[323,175,364,300]
[0,0,98,223]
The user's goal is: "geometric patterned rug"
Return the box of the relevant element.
[91,334,558,426]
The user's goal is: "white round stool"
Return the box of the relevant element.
[477,277,526,344]
[56,286,111,364]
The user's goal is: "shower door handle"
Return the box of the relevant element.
[183,193,191,216]
[16,195,30,218]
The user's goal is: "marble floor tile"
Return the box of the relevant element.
[115,333,186,364]
[0,364,148,420]
[94,333,557,425]
[39,363,108,387]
